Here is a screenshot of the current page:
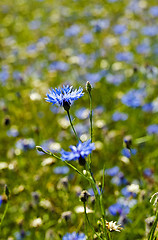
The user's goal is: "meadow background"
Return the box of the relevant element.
[1,0,158,239]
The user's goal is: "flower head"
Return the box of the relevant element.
[106,221,123,232]
[45,85,84,111]
[63,232,86,240]
[60,140,95,166]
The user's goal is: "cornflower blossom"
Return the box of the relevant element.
[45,85,84,111]
[122,89,146,108]
[147,124,158,134]
[60,140,95,166]
[63,232,86,240]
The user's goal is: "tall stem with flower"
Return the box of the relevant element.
[37,84,122,239]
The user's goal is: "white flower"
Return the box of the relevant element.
[106,221,123,232]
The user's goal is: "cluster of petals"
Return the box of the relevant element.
[61,140,95,161]
[106,221,123,232]
[45,85,84,107]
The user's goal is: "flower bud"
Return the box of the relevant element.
[4,185,10,200]
[86,81,92,94]
[123,135,132,149]
[36,146,45,153]
[79,190,90,203]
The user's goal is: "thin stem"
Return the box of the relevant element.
[66,110,80,141]
[0,202,8,229]
[89,92,93,143]
[83,202,103,240]
[38,147,92,183]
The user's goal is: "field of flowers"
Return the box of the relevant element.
[1,0,158,239]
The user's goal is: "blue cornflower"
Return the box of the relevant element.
[53,166,69,174]
[147,124,158,134]
[45,85,84,111]
[63,232,86,240]
[149,6,158,17]
[60,140,95,166]
[122,89,146,108]
[112,112,128,121]
[105,166,120,176]
[122,148,137,158]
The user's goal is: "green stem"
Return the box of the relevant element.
[84,202,102,240]
[89,91,93,143]
[0,202,8,229]
[66,110,80,141]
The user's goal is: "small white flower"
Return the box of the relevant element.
[127,183,140,194]
[106,221,123,232]
[31,218,42,228]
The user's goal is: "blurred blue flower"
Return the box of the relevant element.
[105,166,120,176]
[85,70,106,84]
[49,61,69,72]
[121,186,137,198]
[63,232,86,240]
[29,20,41,30]
[81,33,93,43]
[109,202,129,216]
[75,107,89,120]
[0,196,2,207]
[53,166,69,174]
[142,103,153,112]
[113,24,126,35]
[142,26,158,36]
[45,85,84,110]
[7,127,19,137]
[111,172,128,186]
[122,148,137,158]
[112,112,128,121]
[61,140,95,163]
[0,66,9,85]
[106,74,124,85]
[88,186,101,196]
[122,89,146,108]
[136,42,150,54]
[94,106,104,115]
[143,168,153,177]
[65,24,80,37]
[75,123,89,136]
[26,44,37,54]
[116,52,133,62]
[119,36,130,46]
[16,138,35,151]
[147,124,158,134]
[149,6,158,17]
[108,0,119,2]
[91,19,109,32]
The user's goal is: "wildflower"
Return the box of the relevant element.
[122,89,146,108]
[116,52,133,62]
[79,190,91,203]
[106,221,123,232]
[63,232,86,240]
[31,218,42,228]
[53,166,69,174]
[147,124,158,134]
[113,24,126,35]
[112,112,128,121]
[16,138,35,151]
[65,24,80,37]
[45,85,84,111]
[149,6,158,17]
[60,140,95,166]
[105,166,120,177]
[61,211,72,221]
